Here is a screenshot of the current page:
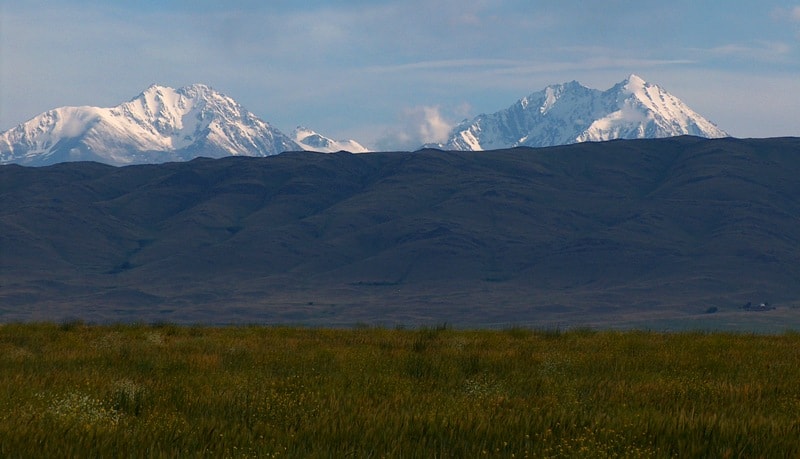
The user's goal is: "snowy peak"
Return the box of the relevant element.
[111,83,289,153]
[578,74,727,143]
[0,83,372,166]
[623,73,647,90]
[441,75,728,151]
[292,126,369,153]
[0,84,304,166]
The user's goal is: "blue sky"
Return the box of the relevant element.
[2,0,799,149]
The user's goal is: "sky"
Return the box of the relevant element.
[2,0,799,150]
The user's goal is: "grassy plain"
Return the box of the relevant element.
[1,323,799,457]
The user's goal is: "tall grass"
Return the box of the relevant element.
[0,323,798,457]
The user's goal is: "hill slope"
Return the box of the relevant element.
[1,137,799,328]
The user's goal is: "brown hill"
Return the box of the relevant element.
[2,137,799,329]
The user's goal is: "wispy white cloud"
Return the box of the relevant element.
[366,57,695,82]
[366,59,521,73]
[702,40,793,62]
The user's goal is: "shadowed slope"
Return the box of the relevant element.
[1,137,799,328]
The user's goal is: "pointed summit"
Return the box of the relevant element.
[139,83,169,94]
[183,82,214,92]
[439,75,727,150]
[624,73,647,87]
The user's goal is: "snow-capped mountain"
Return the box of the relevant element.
[1,76,728,165]
[292,126,369,153]
[438,74,728,151]
[0,84,306,166]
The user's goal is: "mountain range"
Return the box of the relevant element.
[2,137,799,329]
[1,76,726,165]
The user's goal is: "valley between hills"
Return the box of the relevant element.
[1,136,800,330]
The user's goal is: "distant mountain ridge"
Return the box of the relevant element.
[0,84,366,166]
[1,75,728,165]
[434,74,728,151]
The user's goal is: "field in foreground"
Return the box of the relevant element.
[1,324,799,457]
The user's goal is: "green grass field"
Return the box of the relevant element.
[1,323,798,457]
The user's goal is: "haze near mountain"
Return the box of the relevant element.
[437,74,728,151]
[0,84,367,166]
